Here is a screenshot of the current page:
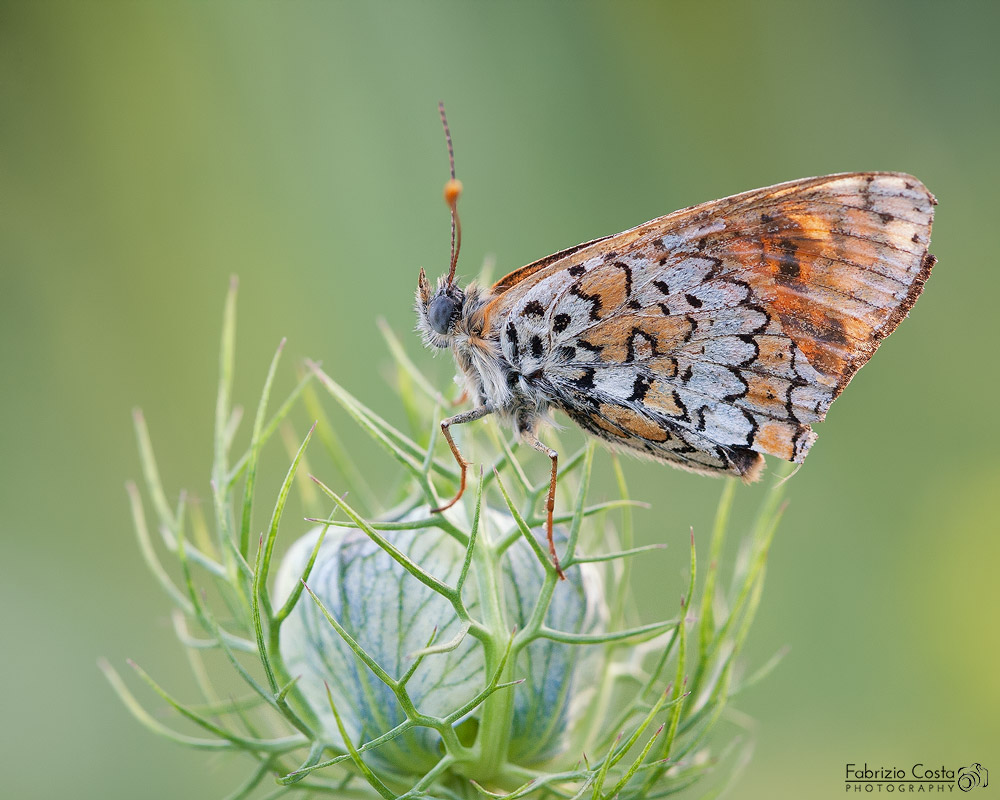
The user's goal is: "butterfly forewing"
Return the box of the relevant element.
[484,172,936,479]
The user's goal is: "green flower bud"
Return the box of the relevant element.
[275,508,607,780]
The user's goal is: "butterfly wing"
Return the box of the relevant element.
[485,172,936,479]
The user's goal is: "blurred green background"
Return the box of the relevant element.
[2,2,997,798]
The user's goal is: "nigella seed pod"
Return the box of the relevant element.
[275,508,607,778]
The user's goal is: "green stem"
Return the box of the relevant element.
[463,531,514,782]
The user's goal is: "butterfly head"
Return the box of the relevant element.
[416,267,465,348]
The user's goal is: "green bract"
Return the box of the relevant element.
[103,280,788,799]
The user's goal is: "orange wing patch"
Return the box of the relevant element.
[575,267,630,318]
[642,379,688,418]
[598,403,670,442]
[753,419,802,461]
[577,314,694,363]
[723,174,936,393]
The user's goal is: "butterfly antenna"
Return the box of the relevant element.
[439,101,463,286]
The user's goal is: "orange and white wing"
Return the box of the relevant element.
[486,172,936,479]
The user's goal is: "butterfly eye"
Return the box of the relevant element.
[428,293,460,335]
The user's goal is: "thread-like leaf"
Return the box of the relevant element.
[239,338,286,556]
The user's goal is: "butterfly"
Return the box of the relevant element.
[416,104,936,577]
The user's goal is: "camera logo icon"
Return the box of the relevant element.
[957,763,988,792]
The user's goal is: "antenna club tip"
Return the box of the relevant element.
[444,178,463,205]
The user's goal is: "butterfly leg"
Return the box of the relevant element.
[521,432,566,581]
[431,404,493,514]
